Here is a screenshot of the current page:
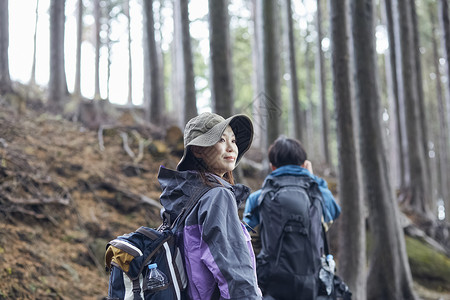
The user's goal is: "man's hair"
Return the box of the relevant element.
[268,136,307,168]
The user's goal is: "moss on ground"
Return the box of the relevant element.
[406,236,450,293]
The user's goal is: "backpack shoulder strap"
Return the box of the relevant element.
[171,185,215,231]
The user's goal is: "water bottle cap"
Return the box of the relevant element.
[148,263,158,269]
[326,254,333,260]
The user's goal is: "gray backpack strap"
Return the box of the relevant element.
[171,186,215,231]
[132,278,142,300]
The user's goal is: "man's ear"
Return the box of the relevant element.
[190,146,204,158]
[270,163,277,171]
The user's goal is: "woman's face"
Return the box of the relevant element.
[193,126,238,177]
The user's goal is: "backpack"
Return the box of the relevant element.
[256,175,351,300]
[105,186,213,300]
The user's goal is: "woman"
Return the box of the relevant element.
[157,112,262,300]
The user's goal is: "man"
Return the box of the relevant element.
[243,136,341,300]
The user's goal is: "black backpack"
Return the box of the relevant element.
[255,175,351,300]
[105,186,213,300]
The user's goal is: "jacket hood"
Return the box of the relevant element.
[157,166,250,218]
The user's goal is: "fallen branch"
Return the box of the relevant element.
[96,181,162,211]
[119,131,136,159]
[98,126,106,151]
[131,130,145,164]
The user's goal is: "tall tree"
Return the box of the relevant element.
[437,0,450,220]
[29,0,40,87]
[316,0,330,166]
[143,0,164,125]
[382,0,405,190]
[352,1,417,299]
[394,0,430,215]
[282,0,302,141]
[329,1,365,299]
[48,0,68,111]
[93,0,101,100]
[0,0,11,94]
[125,0,132,105]
[259,0,281,146]
[431,13,449,220]
[174,0,197,126]
[410,1,432,208]
[208,0,233,118]
[74,0,83,98]
[250,0,265,149]
[304,26,316,157]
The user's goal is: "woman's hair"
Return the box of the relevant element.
[268,136,307,168]
[187,150,235,186]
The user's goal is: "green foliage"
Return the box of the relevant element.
[406,236,450,292]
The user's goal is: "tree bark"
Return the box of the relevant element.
[259,0,281,146]
[382,0,405,190]
[410,1,432,208]
[316,0,330,166]
[438,0,450,220]
[171,0,183,127]
[352,1,417,299]
[208,0,234,118]
[125,0,132,105]
[48,0,68,112]
[93,0,101,100]
[394,0,431,216]
[282,0,302,141]
[174,0,197,126]
[329,1,365,299]
[0,0,11,94]
[143,0,164,125]
[29,0,40,87]
[73,0,82,97]
[304,26,316,157]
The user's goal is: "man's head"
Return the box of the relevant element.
[268,136,307,169]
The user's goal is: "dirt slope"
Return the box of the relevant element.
[0,102,177,299]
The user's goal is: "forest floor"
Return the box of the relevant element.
[0,95,449,299]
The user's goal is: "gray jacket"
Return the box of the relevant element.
[158,166,262,300]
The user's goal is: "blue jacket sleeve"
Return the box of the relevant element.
[313,176,341,222]
[243,190,262,231]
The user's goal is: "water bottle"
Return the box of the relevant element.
[147,263,169,292]
[326,254,335,274]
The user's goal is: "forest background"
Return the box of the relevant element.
[1,0,450,299]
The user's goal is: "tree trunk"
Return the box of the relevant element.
[382,0,405,190]
[93,0,101,100]
[125,0,132,105]
[171,0,183,127]
[174,0,197,126]
[156,0,166,113]
[411,1,432,209]
[282,0,302,141]
[435,1,450,221]
[329,1,365,299]
[48,0,67,112]
[438,0,450,220]
[394,0,431,216]
[250,0,265,149]
[208,0,234,118]
[305,26,316,157]
[106,13,112,101]
[352,1,417,299]
[260,0,281,146]
[29,0,40,87]
[73,0,82,97]
[143,0,164,125]
[316,0,330,166]
[0,0,11,94]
